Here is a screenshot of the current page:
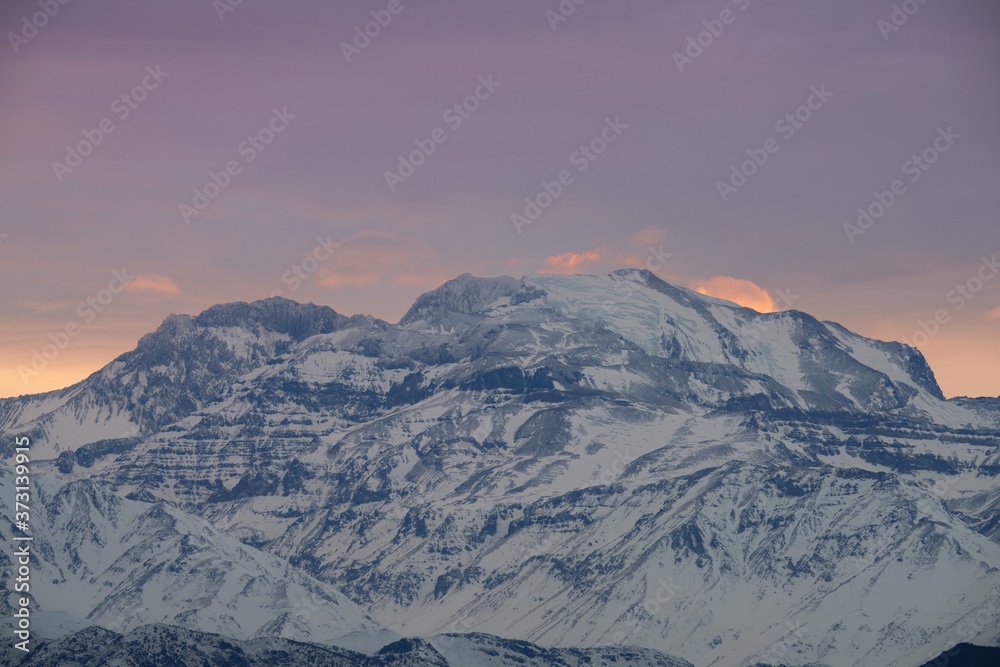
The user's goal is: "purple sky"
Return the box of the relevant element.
[1,0,999,399]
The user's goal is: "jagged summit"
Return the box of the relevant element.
[400,273,520,326]
[0,270,974,461]
[1,270,998,667]
[400,269,754,327]
[147,296,362,343]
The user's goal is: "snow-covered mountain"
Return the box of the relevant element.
[2,270,999,667]
[0,468,383,645]
[0,299,368,462]
[0,472,691,667]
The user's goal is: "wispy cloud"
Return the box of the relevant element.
[126,275,181,296]
[542,249,605,274]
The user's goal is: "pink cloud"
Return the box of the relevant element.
[125,275,180,295]
[690,276,775,313]
[542,249,605,274]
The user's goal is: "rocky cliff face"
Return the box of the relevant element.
[2,270,998,667]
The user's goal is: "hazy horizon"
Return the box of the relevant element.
[1,266,994,401]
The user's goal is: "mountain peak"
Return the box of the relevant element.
[190,296,356,341]
[609,267,655,282]
[399,274,520,326]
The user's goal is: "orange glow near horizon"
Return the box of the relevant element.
[895,331,1000,400]
[0,360,107,399]
[4,324,993,400]
[691,276,776,313]
[1,267,996,401]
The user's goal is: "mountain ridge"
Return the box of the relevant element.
[2,270,999,667]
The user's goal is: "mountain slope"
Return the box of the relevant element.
[3,270,999,667]
[0,468,383,645]
[0,298,368,461]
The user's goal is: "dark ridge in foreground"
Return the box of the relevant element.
[917,643,1000,667]
[0,624,694,667]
